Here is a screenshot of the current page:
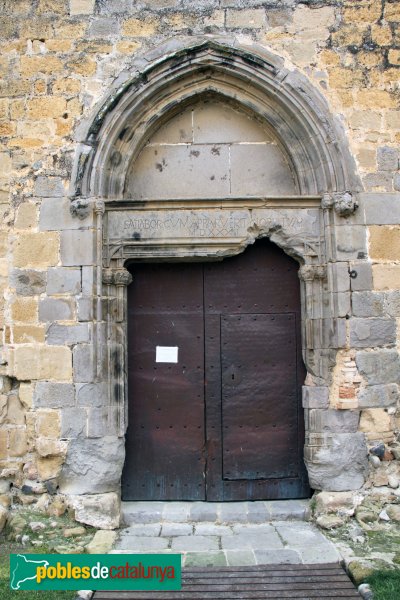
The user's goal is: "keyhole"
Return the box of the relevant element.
[231,373,235,380]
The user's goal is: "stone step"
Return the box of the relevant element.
[121,500,310,526]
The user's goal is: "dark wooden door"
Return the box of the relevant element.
[122,239,309,501]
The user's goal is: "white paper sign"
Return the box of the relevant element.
[156,346,178,363]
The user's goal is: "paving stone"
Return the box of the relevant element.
[117,536,169,551]
[161,523,193,536]
[225,550,256,566]
[219,502,249,524]
[47,267,81,295]
[122,502,164,525]
[254,548,302,565]
[221,531,283,550]
[190,503,218,522]
[171,536,219,552]
[183,552,227,567]
[350,317,396,347]
[275,522,334,549]
[162,502,191,522]
[268,500,310,521]
[247,501,269,523]
[231,524,276,535]
[194,523,233,536]
[120,524,161,537]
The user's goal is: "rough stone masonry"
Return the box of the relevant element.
[0,0,399,529]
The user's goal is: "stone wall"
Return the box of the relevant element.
[0,0,399,525]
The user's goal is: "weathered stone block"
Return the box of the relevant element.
[59,436,124,494]
[81,266,94,295]
[77,297,94,321]
[69,0,95,15]
[13,232,59,269]
[10,269,46,296]
[86,529,117,554]
[89,17,120,37]
[359,408,392,440]
[61,407,87,438]
[302,386,329,409]
[328,262,350,293]
[40,198,93,231]
[333,226,367,261]
[349,262,373,291]
[15,202,38,230]
[9,429,27,457]
[122,17,157,36]
[363,192,400,225]
[358,384,399,408]
[37,456,64,480]
[352,292,384,317]
[305,409,360,433]
[14,346,72,381]
[34,177,65,198]
[47,323,90,345]
[87,407,108,438]
[73,344,94,383]
[60,230,95,266]
[305,433,368,491]
[385,290,400,316]
[356,350,400,385]
[33,382,75,409]
[36,437,68,458]
[369,226,400,261]
[68,492,120,529]
[226,8,265,28]
[47,267,81,295]
[76,382,107,407]
[377,146,399,171]
[11,297,37,323]
[373,264,400,291]
[350,318,396,348]
[314,491,358,516]
[37,410,60,438]
[13,325,45,343]
[39,298,75,322]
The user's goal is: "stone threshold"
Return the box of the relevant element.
[112,500,342,567]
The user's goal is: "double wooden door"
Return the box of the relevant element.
[122,239,309,501]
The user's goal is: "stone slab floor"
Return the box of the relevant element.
[111,501,341,568]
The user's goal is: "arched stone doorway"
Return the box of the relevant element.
[63,38,368,506]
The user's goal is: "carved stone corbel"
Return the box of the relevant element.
[113,269,133,287]
[321,192,358,217]
[70,197,92,219]
[299,264,327,282]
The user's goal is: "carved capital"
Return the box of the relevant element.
[94,199,105,215]
[299,264,327,281]
[321,192,358,217]
[114,269,133,287]
[102,268,114,285]
[102,268,132,286]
